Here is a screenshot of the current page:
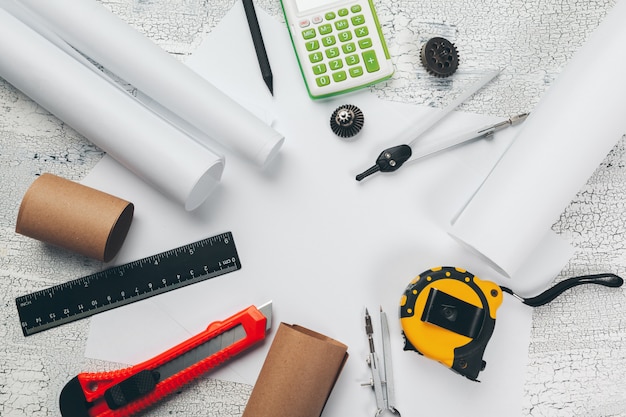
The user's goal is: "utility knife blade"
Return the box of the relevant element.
[59,302,272,417]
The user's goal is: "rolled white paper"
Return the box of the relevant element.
[18,0,284,168]
[0,7,224,211]
[450,0,626,283]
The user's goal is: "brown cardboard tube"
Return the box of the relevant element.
[15,173,134,262]
[242,323,349,417]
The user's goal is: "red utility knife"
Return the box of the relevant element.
[59,302,272,417]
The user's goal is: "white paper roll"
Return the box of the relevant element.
[17,0,284,168]
[450,0,626,282]
[0,7,224,211]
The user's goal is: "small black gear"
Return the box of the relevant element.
[329,104,364,138]
[420,37,459,78]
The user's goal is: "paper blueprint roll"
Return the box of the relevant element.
[0,8,224,211]
[17,0,284,168]
[449,0,626,286]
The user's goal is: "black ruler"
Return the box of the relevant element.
[16,232,241,336]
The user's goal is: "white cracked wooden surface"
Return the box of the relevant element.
[1,0,625,416]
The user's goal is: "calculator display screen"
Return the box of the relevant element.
[294,0,342,14]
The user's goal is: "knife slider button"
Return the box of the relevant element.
[104,370,160,410]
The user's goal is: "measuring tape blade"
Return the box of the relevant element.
[16,232,241,337]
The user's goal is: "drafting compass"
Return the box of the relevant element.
[362,307,401,416]
[356,69,525,181]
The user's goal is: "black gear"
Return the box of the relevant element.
[329,104,364,138]
[420,37,459,78]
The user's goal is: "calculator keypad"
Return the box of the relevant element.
[299,5,384,91]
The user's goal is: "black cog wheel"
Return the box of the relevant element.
[329,104,364,138]
[421,37,459,78]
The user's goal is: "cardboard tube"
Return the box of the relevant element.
[243,323,348,417]
[16,174,134,262]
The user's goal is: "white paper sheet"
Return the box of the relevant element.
[82,3,578,416]
[16,0,284,168]
[450,0,626,295]
[0,6,223,211]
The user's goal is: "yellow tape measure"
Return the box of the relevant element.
[399,266,623,381]
[400,266,502,381]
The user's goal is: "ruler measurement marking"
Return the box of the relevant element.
[25,265,240,334]
[16,232,240,336]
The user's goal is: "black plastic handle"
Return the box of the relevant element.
[503,273,623,307]
[356,144,412,181]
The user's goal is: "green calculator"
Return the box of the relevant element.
[280,0,394,99]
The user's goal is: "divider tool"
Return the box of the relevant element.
[59,302,272,417]
[362,307,401,416]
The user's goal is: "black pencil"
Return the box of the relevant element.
[242,0,273,95]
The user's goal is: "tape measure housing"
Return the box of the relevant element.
[400,266,503,380]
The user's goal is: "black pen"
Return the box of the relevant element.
[242,0,273,95]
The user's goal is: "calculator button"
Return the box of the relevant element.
[362,50,380,73]
[325,47,340,58]
[319,24,333,35]
[329,59,344,70]
[358,38,373,49]
[313,63,327,74]
[316,75,331,87]
[309,52,323,63]
[355,26,369,37]
[322,35,336,47]
[351,15,365,26]
[333,71,347,82]
[338,31,353,42]
[306,40,320,51]
[302,28,316,39]
[342,42,356,53]
[346,54,360,65]
[298,5,391,93]
[335,19,349,30]
[349,66,364,77]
